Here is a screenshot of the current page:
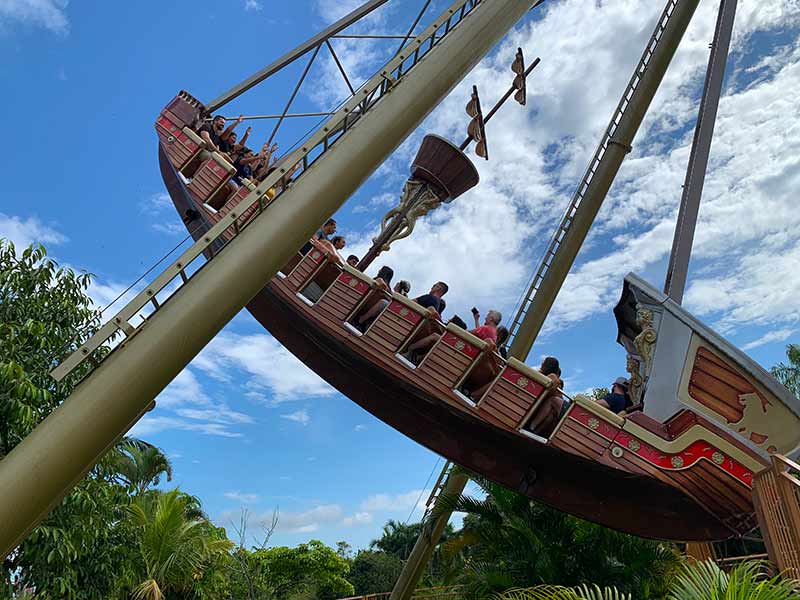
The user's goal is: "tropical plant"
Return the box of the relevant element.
[668,559,800,600]
[495,585,631,599]
[126,488,233,600]
[434,472,680,598]
[0,241,140,599]
[113,438,174,495]
[772,344,800,398]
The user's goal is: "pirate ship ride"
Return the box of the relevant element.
[46,0,799,547]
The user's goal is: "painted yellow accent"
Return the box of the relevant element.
[340,263,375,285]
[573,393,625,428]
[181,126,205,147]
[210,151,236,174]
[506,357,555,388]
[445,323,488,351]
[678,334,800,454]
[622,420,765,473]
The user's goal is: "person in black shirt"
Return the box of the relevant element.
[399,282,450,364]
[198,114,243,157]
[413,281,448,316]
[232,148,262,185]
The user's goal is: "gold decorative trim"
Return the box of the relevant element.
[712,451,725,465]
[454,340,466,351]
[516,376,529,389]
[588,417,600,431]
[628,439,641,452]
[611,446,624,459]
[671,455,685,469]
[399,307,409,317]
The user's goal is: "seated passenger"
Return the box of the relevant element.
[496,325,509,359]
[232,148,262,185]
[331,236,346,258]
[399,282,450,363]
[470,308,502,345]
[301,218,337,255]
[357,278,410,332]
[526,356,565,437]
[346,255,359,268]
[198,115,226,153]
[414,282,448,318]
[595,378,631,414]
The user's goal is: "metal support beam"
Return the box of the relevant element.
[326,40,357,96]
[508,0,703,360]
[389,469,469,600]
[664,0,737,303]
[267,45,321,146]
[0,0,537,558]
[206,0,391,113]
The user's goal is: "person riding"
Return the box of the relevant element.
[526,356,565,437]
[346,255,359,267]
[596,377,631,414]
[470,308,502,344]
[301,218,337,255]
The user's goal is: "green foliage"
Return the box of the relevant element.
[434,473,680,599]
[494,585,631,599]
[668,559,800,600]
[371,520,423,560]
[113,438,174,495]
[348,550,404,595]
[0,240,103,459]
[591,388,610,401]
[771,344,800,398]
[249,540,355,600]
[126,489,234,600]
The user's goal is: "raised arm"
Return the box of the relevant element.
[221,114,244,140]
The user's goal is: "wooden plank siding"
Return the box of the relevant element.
[478,378,541,429]
[688,346,762,424]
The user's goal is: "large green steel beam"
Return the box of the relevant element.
[508,0,702,360]
[0,0,537,558]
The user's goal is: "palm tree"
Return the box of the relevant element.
[113,438,173,495]
[126,489,233,600]
[434,472,680,598]
[772,344,800,397]
[492,560,800,599]
[668,559,799,599]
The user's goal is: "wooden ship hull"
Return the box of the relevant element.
[156,92,799,542]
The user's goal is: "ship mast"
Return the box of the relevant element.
[664,0,737,303]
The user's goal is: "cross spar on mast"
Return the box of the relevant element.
[0,0,539,558]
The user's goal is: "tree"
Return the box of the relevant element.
[0,241,137,599]
[370,520,423,560]
[126,488,234,600]
[249,540,355,600]
[348,550,404,595]
[772,344,800,398]
[113,438,174,495]
[436,472,680,599]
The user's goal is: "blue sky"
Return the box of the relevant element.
[2,0,799,550]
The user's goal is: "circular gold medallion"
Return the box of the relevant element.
[454,340,465,351]
[611,446,624,459]
[348,278,358,288]
[712,451,725,465]
[516,377,529,389]
[628,439,641,452]
[671,456,685,469]
[399,307,409,317]
[587,417,600,431]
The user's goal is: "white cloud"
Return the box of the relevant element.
[359,489,425,513]
[225,490,260,504]
[281,409,310,426]
[276,504,343,533]
[244,0,261,11]
[742,328,797,351]
[128,368,254,439]
[0,0,69,34]
[142,192,186,237]
[0,212,66,250]
[334,0,800,349]
[194,332,336,402]
[354,424,367,432]
[342,511,373,527]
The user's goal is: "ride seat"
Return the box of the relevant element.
[156,118,205,175]
[416,323,488,388]
[478,357,554,430]
[187,152,236,210]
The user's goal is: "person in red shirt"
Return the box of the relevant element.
[470,308,502,344]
